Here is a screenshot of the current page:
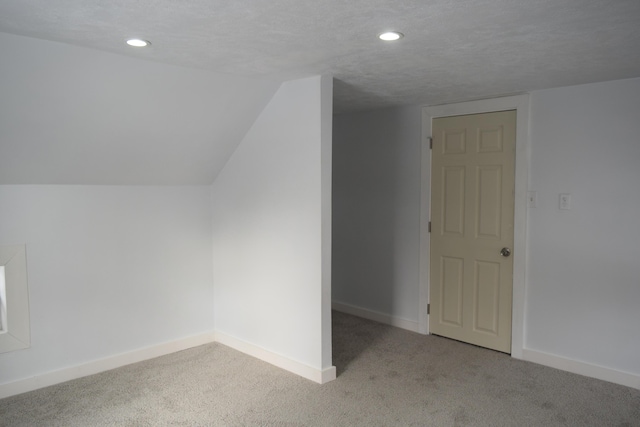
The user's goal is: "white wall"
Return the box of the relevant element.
[525,78,640,376]
[332,106,422,325]
[0,185,213,385]
[332,77,640,384]
[212,76,334,377]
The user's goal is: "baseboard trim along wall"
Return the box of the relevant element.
[214,331,336,384]
[5,329,635,400]
[522,349,640,390]
[0,332,217,400]
[333,302,640,390]
[332,301,420,333]
[0,330,338,399]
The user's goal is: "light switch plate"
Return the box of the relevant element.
[559,193,572,210]
[527,191,537,208]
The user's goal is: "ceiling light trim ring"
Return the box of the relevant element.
[126,39,151,47]
[378,31,404,41]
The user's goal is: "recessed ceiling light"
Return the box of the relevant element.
[379,31,404,41]
[126,39,150,47]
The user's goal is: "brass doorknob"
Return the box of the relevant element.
[500,247,511,257]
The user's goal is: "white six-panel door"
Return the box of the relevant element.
[429,110,516,353]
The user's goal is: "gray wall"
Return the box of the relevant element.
[332,106,422,324]
[332,77,640,379]
[0,31,335,389]
[212,76,333,374]
[0,185,214,385]
[526,78,640,375]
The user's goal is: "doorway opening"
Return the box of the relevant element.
[419,95,530,358]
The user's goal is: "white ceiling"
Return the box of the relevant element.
[1,0,639,113]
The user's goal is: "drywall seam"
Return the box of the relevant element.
[332,301,420,333]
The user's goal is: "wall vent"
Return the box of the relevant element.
[0,266,6,334]
[0,245,30,353]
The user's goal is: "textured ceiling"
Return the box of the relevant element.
[1,0,639,113]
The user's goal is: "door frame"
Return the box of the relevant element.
[418,94,530,358]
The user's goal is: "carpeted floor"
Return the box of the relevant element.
[1,311,639,426]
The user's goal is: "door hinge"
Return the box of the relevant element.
[428,137,433,149]
[428,221,431,233]
[427,303,430,315]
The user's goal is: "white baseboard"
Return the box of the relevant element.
[4,330,636,403]
[332,301,420,333]
[214,331,336,384]
[0,330,337,400]
[0,332,216,400]
[522,348,640,390]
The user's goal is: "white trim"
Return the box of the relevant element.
[0,329,339,400]
[214,331,336,384]
[522,349,640,390]
[420,94,531,358]
[320,74,334,373]
[0,245,31,354]
[418,126,431,334]
[0,266,6,334]
[0,332,216,400]
[332,301,420,333]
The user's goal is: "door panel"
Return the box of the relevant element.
[429,110,516,353]
[442,167,465,235]
[474,260,500,334]
[441,256,464,326]
[476,165,502,239]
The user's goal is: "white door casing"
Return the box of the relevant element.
[419,95,530,359]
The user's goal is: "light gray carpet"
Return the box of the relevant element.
[1,312,639,426]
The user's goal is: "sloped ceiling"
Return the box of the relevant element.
[0,33,280,185]
[1,0,640,184]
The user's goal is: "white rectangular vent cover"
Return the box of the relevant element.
[0,246,30,353]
